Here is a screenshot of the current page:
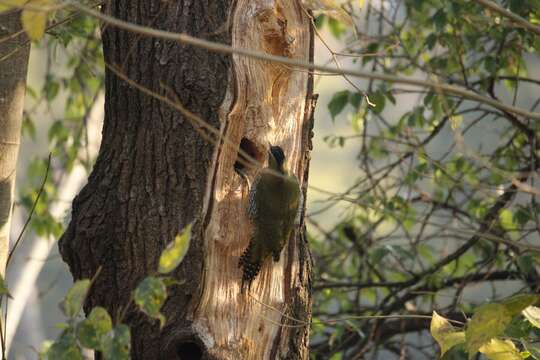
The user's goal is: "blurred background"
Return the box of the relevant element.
[6,0,540,359]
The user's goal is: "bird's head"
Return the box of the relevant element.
[268,145,286,173]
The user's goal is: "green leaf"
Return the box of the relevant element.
[159,223,192,274]
[369,91,386,114]
[48,120,69,143]
[370,247,390,263]
[501,294,538,317]
[43,77,60,101]
[478,338,521,360]
[514,206,532,226]
[517,256,534,275]
[328,90,350,120]
[504,316,532,339]
[522,340,540,360]
[430,311,466,356]
[327,16,347,38]
[425,33,438,50]
[432,8,447,31]
[76,307,113,350]
[314,14,325,29]
[362,42,379,65]
[523,306,540,329]
[441,345,467,360]
[102,325,131,360]
[465,303,511,358]
[44,330,84,360]
[61,279,90,318]
[408,107,425,127]
[134,277,167,328]
[22,116,36,140]
[349,92,363,109]
[0,275,12,299]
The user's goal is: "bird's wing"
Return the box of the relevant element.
[281,174,301,241]
[247,170,281,221]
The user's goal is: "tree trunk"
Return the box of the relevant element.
[0,13,30,278]
[58,1,314,359]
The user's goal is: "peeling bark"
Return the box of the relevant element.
[0,13,30,277]
[59,1,314,359]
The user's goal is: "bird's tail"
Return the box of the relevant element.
[238,241,262,293]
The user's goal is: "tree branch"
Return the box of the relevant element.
[475,0,540,36]
[67,1,540,121]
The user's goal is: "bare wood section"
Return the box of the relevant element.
[193,1,312,358]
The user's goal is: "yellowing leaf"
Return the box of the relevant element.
[77,307,113,350]
[134,277,167,328]
[158,223,192,274]
[450,115,463,130]
[21,0,50,41]
[102,324,130,360]
[478,338,520,360]
[465,303,511,359]
[499,209,518,232]
[523,306,540,329]
[0,0,26,12]
[430,311,466,357]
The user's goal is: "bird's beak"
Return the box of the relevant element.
[267,142,274,155]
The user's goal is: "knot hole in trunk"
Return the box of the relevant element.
[176,341,203,360]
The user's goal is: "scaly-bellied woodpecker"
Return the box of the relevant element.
[238,145,301,291]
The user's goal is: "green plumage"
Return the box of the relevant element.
[238,146,301,290]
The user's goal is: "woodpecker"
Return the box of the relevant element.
[238,145,301,291]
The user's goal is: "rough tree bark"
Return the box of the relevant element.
[0,13,30,278]
[59,1,315,359]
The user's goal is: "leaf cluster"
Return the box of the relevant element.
[38,224,192,359]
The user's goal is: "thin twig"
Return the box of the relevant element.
[6,153,51,267]
[475,0,540,36]
[67,1,540,121]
